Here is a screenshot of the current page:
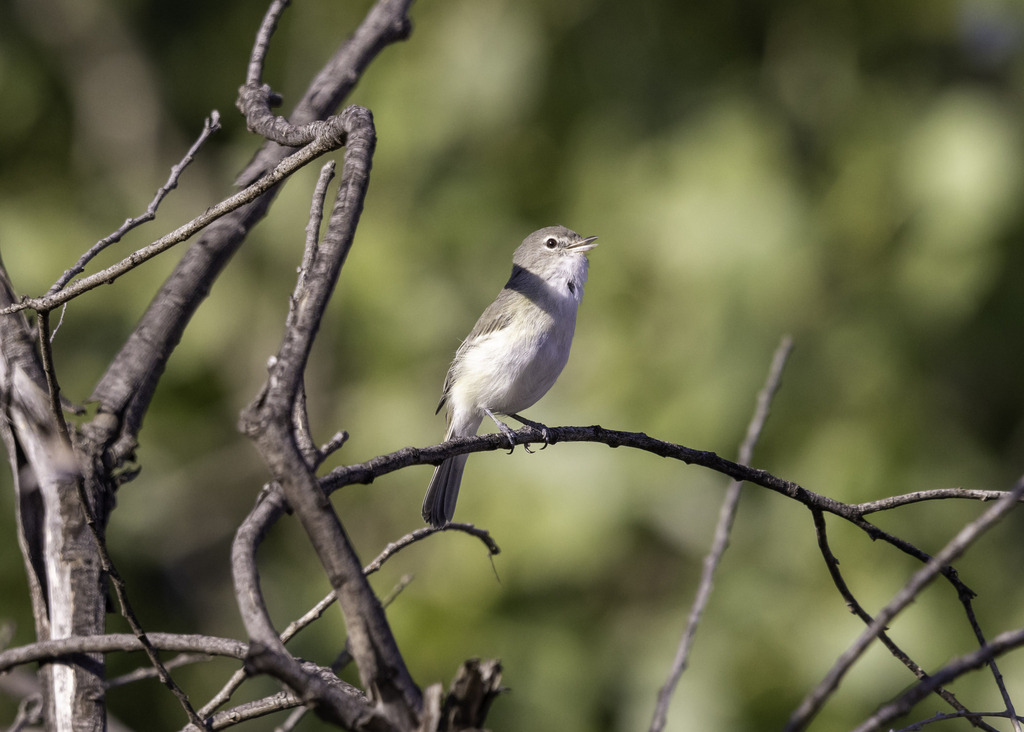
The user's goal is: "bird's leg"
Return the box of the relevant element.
[483,408,519,454]
[507,413,551,451]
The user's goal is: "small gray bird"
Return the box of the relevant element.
[422,225,598,527]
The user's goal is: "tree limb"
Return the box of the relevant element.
[238,102,424,729]
[0,633,248,672]
[69,0,414,500]
[0,260,104,732]
[811,509,998,732]
[852,627,1024,732]
[784,476,1024,732]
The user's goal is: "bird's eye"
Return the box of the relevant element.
[545,238,558,249]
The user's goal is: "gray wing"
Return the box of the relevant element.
[435,289,519,414]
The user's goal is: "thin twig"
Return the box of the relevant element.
[292,162,336,468]
[960,577,1022,732]
[811,509,997,732]
[106,653,218,689]
[300,162,335,290]
[34,312,71,442]
[188,660,366,732]
[784,476,1024,732]
[852,627,1024,732]
[47,112,222,299]
[0,633,247,672]
[366,523,501,575]
[2,127,349,318]
[892,709,1024,732]
[852,488,1021,515]
[279,524,496,645]
[70,473,210,729]
[649,335,792,732]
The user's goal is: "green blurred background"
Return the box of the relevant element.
[2,0,1024,729]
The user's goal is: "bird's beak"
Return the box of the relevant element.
[569,235,599,252]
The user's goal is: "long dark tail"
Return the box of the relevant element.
[422,453,469,527]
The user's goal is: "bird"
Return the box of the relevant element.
[422,225,598,527]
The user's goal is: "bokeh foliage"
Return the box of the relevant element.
[2,0,1024,730]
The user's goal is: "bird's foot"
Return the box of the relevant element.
[485,409,519,454]
[508,413,551,451]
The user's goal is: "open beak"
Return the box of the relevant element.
[569,235,599,252]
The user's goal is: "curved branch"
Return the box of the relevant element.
[231,487,382,729]
[324,424,852,516]
[238,105,423,728]
[364,524,500,576]
[326,424,1020,536]
[245,0,290,88]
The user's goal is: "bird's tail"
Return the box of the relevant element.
[422,452,469,528]
[422,412,481,527]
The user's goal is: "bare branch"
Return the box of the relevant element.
[811,509,998,732]
[325,423,1013,575]
[325,425,860,519]
[235,0,413,184]
[892,710,1024,732]
[276,522,496,648]
[851,627,1024,732]
[3,129,346,319]
[958,565,1022,731]
[201,499,447,723]
[852,488,1022,515]
[34,312,71,443]
[293,161,337,469]
[76,0,415,489]
[238,104,424,727]
[784,476,1024,732]
[186,660,372,732]
[231,488,382,729]
[47,112,222,299]
[0,633,247,672]
[367,524,501,575]
[67,468,208,728]
[301,162,336,289]
[106,653,218,689]
[650,335,792,732]
[203,691,304,731]
[435,659,504,732]
[246,0,291,88]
